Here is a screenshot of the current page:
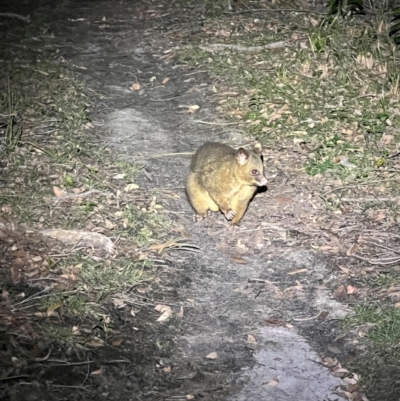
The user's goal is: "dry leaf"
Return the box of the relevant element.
[176,306,184,319]
[86,337,105,347]
[72,326,81,336]
[231,255,248,264]
[266,377,279,386]
[112,173,126,180]
[274,197,295,203]
[247,334,257,344]
[206,351,218,359]
[287,268,307,275]
[187,105,200,114]
[112,338,123,347]
[346,285,356,295]
[162,77,170,84]
[155,304,172,323]
[130,83,141,91]
[334,285,347,300]
[112,298,126,308]
[91,368,104,375]
[338,265,350,274]
[162,366,172,374]
[124,183,139,191]
[186,396,195,400]
[53,186,65,198]
[381,134,394,144]
[328,345,342,354]
[104,219,115,229]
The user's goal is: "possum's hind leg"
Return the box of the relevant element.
[185,173,219,219]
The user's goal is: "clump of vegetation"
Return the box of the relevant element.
[0,17,171,348]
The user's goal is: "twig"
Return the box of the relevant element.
[45,360,94,366]
[340,196,398,202]
[0,12,30,22]
[364,241,400,256]
[55,189,108,202]
[136,152,193,161]
[224,8,327,16]
[373,169,400,173]
[193,120,240,125]
[293,310,322,321]
[81,358,91,386]
[34,349,52,362]
[0,375,32,381]
[351,255,400,265]
[388,152,400,159]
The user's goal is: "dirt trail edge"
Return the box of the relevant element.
[44,1,348,400]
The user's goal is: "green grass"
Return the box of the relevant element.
[344,304,400,400]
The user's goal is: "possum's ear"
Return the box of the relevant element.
[236,148,250,165]
[252,141,263,155]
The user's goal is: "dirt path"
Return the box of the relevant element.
[2,1,353,400]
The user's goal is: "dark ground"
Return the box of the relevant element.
[0,1,357,400]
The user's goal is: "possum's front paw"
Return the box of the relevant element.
[224,209,236,221]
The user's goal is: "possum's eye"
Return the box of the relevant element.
[251,169,259,176]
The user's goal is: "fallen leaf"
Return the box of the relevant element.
[112,298,126,308]
[287,268,307,275]
[130,82,141,91]
[338,265,350,274]
[155,304,172,323]
[187,105,200,114]
[53,186,65,198]
[104,219,115,229]
[346,285,356,295]
[274,197,295,203]
[112,338,123,347]
[328,345,342,354]
[72,326,81,336]
[231,255,248,264]
[91,368,104,375]
[124,183,139,191]
[176,306,184,319]
[162,366,171,374]
[247,334,257,344]
[334,285,347,301]
[86,337,105,347]
[162,77,170,84]
[112,173,126,180]
[381,134,394,144]
[206,352,218,359]
[265,377,279,386]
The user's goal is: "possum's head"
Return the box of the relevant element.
[235,143,268,187]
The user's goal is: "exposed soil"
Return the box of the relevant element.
[1,1,366,400]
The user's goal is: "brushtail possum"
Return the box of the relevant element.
[185,142,267,225]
